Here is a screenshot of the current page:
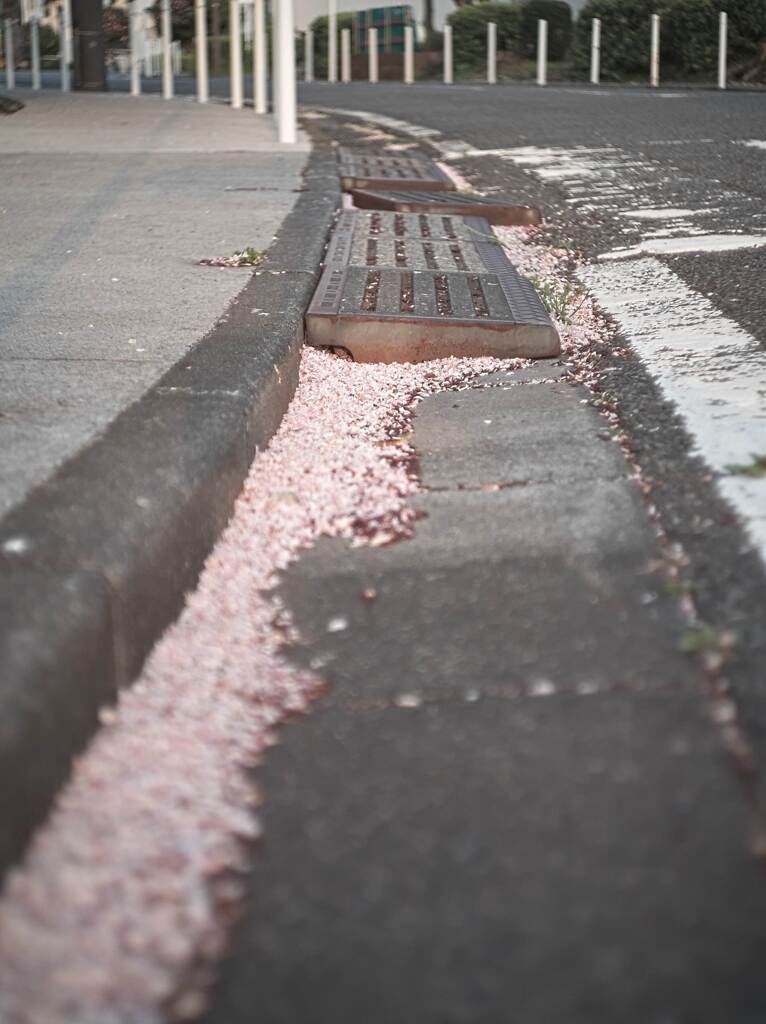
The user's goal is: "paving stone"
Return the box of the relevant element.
[207,693,766,1024]
[414,380,626,489]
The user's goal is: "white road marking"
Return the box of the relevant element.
[583,258,766,562]
[599,233,766,259]
[618,208,698,220]
[483,144,765,255]
[740,140,766,150]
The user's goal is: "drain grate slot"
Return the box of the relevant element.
[434,275,453,317]
[361,270,381,312]
[400,272,415,313]
[450,244,467,272]
[468,275,490,317]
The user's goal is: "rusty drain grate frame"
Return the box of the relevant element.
[350,188,542,227]
[306,264,560,363]
[325,209,509,274]
[337,148,452,193]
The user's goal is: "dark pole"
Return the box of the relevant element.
[72,0,107,89]
[211,0,222,75]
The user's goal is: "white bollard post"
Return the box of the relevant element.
[536,18,547,86]
[229,0,243,107]
[368,26,378,82]
[487,21,496,84]
[30,17,41,89]
[404,23,414,83]
[129,0,141,94]
[443,22,452,84]
[161,0,173,97]
[276,0,296,143]
[718,10,727,90]
[194,0,209,99]
[305,26,313,81]
[327,0,337,82]
[3,18,14,90]
[341,25,351,82]
[590,17,600,85]
[650,13,660,87]
[271,0,280,114]
[195,0,208,101]
[61,0,72,92]
[254,0,267,111]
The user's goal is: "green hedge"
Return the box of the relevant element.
[447,3,521,68]
[571,0,766,79]
[307,11,354,78]
[519,0,572,60]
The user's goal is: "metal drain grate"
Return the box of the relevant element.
[337,149,452,192]
[350,188,542,227]
[325,210,512,274]
[306,265,560,363]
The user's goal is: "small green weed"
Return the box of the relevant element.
[677,624,737,656]
[199,247,266,268]
[231,247,266,266]
[724,454,766,478]
[527,276,586,324]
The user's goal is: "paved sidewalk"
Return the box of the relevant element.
[0,92,309,515]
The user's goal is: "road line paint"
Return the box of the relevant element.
[740,140,766,150]
[582,257,766,562]
[618,208,698,220]
[599,234,766,260]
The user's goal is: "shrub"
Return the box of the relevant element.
[147,0,198,44]
[571,0,656,78]
[571,0,766,79]
[519,0,572,60]
[308,11,354,78]
[103,4,129,48]
[447,3,521,68]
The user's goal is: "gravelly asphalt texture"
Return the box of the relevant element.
[204,99,766,1023]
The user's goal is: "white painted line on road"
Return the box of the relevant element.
[740,140,766,151]
[583,257,766,563]
[599,234,766,260]
[618,208,697,220]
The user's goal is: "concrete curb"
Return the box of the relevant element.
[0,144,340,879]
